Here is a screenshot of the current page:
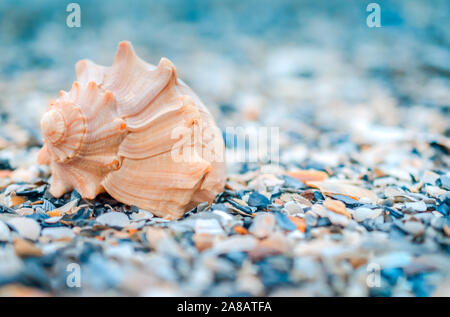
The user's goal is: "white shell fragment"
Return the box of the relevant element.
[0,221,11,242]
[42,227,75,240]
[7,217,41,241]
[96,211,130,228]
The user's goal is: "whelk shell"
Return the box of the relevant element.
[38,41,226,219]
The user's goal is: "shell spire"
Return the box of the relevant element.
[39,41,226,219]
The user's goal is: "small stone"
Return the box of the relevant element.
[286,169,328,182]
[404,201,427,212]
[212,209,235,230]
[311,204,327,218]
[7,217,41,241]
[193,232,216,251]
[444,224,450,237]
[13,238,43,257]
[332,194,360,207]
[44,215,63,224]
[41,227,75,240]
[233,225,248,235]
[385,206,404,218]
[404,221,425,235]
[308,180,378,203]
[226,198,255,215]
[425,185,446,198]
[326,209,349,226]
[282,175,306,190]
[96,211,130,228]
[53,199,80,215]
[0,220,11,242]
[275,211,297,231]
[431,217,446,230]
[195,218,224,235]
[422,171,440,184]
[436,175,450,190]
[324,198,351,219]
[15,208,34,216]
[352,207,382,222]
[376,251,412,268]
[46,210,61,218]
[9,192,27,207]
[146,227,169,250]
[305,213,317,227]
[249,232,291,260]
[288,216,306,232]
[249,213,275,238]
[283,201,303,215]
[130,209,154,221]
[213,235,257,254]
[247,191,270,208]
[42,199,56,211]
[292,257,320,281]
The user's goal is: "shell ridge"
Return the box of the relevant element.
[118,100,201,159]
[115,60,176,119]
[75,59,106,85]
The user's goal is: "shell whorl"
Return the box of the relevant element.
[39,80,127,199]
[41,109,65,144]
[38,41,226,219]
[41,100,86,162]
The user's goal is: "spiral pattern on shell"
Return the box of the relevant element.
[38,41,226,219]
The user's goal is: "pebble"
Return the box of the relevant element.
[214,235,257,254]
[308,180,378,203]
[443,224,450,237]
[249,213,276,238]
[195,218,225,235]
[13,238,43,257]
[352,207,382,222]
[146,227,169,250]
[7,217,41,241]
[404,221,426,236]
[41,227,75,240]
[96,211,130,228]
[404,201,427,213]
[15,208,34,216]
[0,220,11,242]
[193,232,216,251]
[422,171,440,184]
[324,198,351,219]
[437,176,450,190]
[212,209,235,230]
[376,252,412,269]
[286,169,328,182]
[51,199,79,215]
[275,211,298,231]
[130,209,154,221]
[326,209,350,227]
[283,201,303,215]
[311,204,328,218]
[332,194,360,207]
[247,191,270,208]
[282,175,306,190]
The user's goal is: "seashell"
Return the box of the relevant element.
[38,41,226,219]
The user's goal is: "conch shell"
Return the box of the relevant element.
[37,41,226,219]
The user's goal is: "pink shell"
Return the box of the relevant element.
[38,41,226,219]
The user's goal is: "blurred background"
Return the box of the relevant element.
[0,0,449,297]
[0,0,448,168]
